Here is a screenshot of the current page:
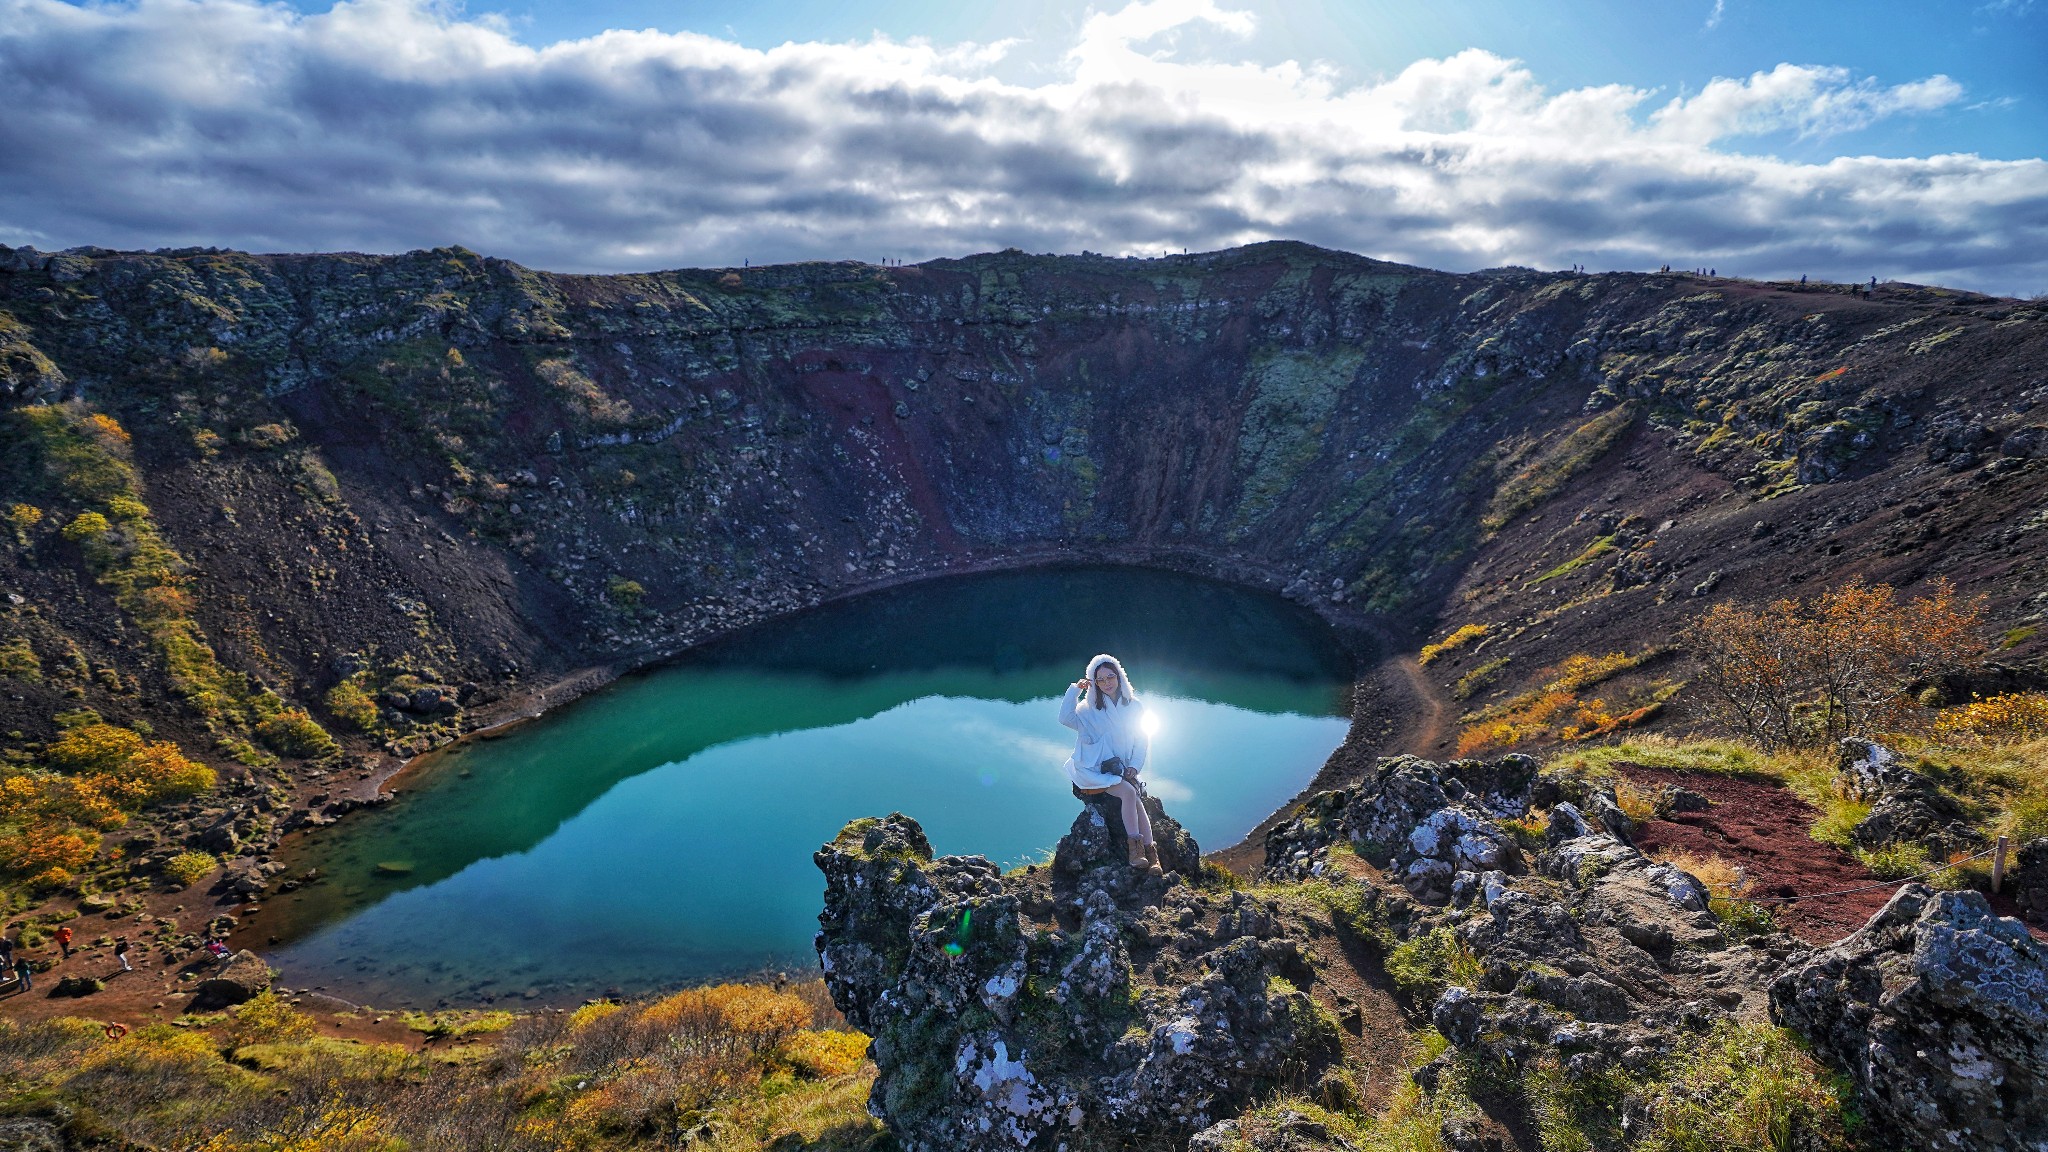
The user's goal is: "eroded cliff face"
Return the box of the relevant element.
[1,239,2044,820]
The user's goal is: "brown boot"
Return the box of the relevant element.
[1144,841,1162,870]
[1127,837,1150,869]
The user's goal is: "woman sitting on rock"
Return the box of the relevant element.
[1059,654,1160,874]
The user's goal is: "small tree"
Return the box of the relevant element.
[1686,578,1985,749]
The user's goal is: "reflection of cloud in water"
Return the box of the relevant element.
[932,699,1073,765]
[1143,775,1193,804]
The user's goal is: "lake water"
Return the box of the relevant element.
[258,566,1358,1007]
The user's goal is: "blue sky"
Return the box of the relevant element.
[2,0,2044,294]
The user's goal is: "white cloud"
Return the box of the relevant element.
[0,0,2042,295]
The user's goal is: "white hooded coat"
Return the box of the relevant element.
[1058,654,1150,790]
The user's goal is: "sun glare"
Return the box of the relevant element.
[1142,711,1162,738]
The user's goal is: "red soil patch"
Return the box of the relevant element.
[1617,764,1896,944]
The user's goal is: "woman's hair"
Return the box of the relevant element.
[1084,653,1136,710]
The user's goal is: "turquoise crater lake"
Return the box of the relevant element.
[259,567,1360,1006]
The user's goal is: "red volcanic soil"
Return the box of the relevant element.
[1620,763,2043,943]
[1620,764,1902,943]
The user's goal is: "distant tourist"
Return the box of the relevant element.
[114,938,132,972]
[10,956,30,992]
[205,939,232,960]
[0,934,12,968]
[54,925,71,960]
[1059,654,1160,874]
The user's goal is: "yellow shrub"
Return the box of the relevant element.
[220,991,317,1049]
[105,495,150,522]
[5,503,42,545]
[1932,693,2048,745]
[60,511,110,541]
[641,983,812,1046]
[779,1029,870,1078]
[44,723,145,775]
[254,710,340,759]
[1419,624,1489,666]
[1613,781,1662,828]
[567,1001,623,1031]
[324,675,381,731]
[164,851,218,887]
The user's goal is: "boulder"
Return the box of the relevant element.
[1835,737,1917,801]
[51,975,103,998]
[1770,885,2048,1152]
[1850,787,1974,855]
[190,949,273,1010]
[2003,425,2048,459]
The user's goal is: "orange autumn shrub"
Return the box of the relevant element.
[1687,578,1985,749]
[0,825,100,882]
[1456,690,1577,756]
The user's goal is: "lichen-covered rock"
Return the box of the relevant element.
[816,810,1339,1151]
[1770,884,2048,1152]
[1261,755,1531,899]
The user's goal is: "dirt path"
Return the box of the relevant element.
[1390,655,1450,756]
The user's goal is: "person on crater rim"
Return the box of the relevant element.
[1059,653,1160,875]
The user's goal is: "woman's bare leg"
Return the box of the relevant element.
[1110,781,1154,848]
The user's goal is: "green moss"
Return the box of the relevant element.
[1482,404,1637,533]
[1232,348,1366,531]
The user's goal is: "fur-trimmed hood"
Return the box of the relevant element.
[1083,653,1136,708]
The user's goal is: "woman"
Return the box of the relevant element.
[1058,654,1160,873]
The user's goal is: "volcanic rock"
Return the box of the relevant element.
[1770,885,2048,1152]
[190,948,273,1010]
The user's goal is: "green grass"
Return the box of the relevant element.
[1384,929,1482,1004]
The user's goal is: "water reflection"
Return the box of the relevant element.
[259,567,1360,1005]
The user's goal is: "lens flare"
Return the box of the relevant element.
[1142,711,1162,738]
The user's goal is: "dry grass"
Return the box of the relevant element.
[0,979,883,1152]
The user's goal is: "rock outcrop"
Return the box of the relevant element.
[190,948,274,1010]
[1770,885,2048,1152]
[815,804,1340,1152]
[1835,738,1977,856]
[1260,754,1535,900]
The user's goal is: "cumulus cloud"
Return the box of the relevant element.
[0,0,2042,295]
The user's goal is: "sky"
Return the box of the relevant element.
[1,0,2044,295]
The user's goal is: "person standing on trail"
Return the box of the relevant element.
[114,938,132,972]
[0,933,12,969]
[54,925,72,960]
[11,956,30,992]
[1058,654,1160,875]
